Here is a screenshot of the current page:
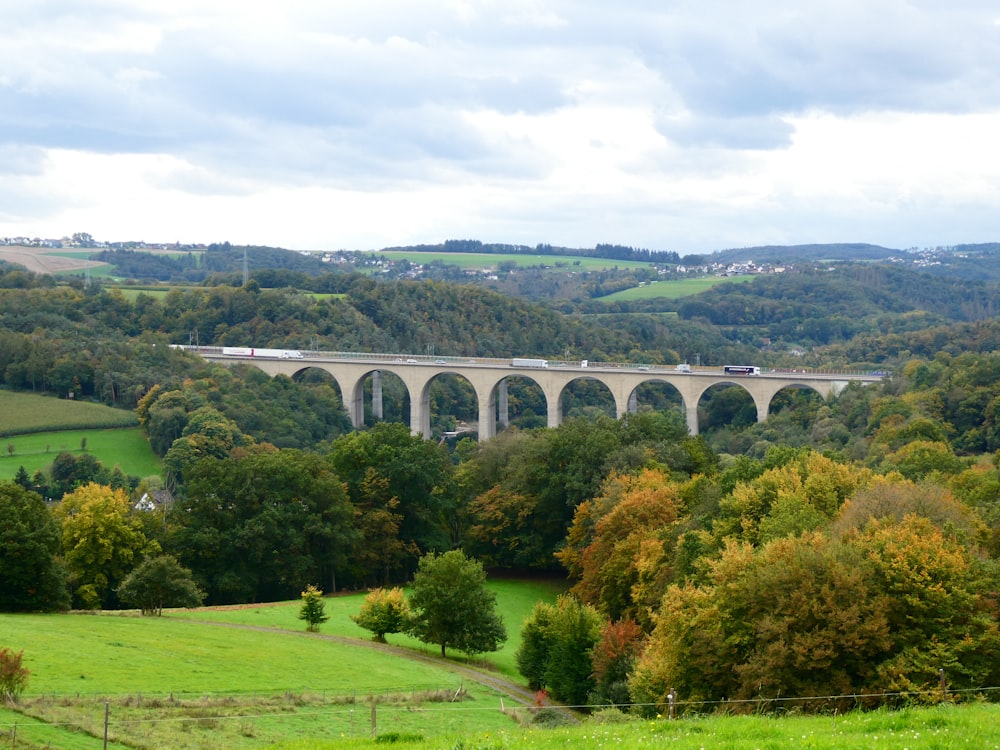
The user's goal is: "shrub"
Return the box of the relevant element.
[0,648,29,701]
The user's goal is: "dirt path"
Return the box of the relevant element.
[187,618,579,720]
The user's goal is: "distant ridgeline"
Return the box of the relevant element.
[381,239,683,264]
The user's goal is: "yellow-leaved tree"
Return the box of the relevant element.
[55,483,159,609]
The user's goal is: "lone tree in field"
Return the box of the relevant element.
[298,584,329,632]
[352,587,410,642]
[116,555,205,616]
[406,550,507,658]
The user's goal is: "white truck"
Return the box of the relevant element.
[221,347,303,359]
[511,358,549,368]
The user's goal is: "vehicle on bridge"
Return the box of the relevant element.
[222,347,303,359]
[511,358,549,368]
[723,365,760,375]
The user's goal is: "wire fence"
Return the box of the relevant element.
[2,680,998,748]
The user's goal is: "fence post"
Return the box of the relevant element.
[370,701,376,737]
[939,668,947,701]
[668,688,677,720]
[103,701,109,750]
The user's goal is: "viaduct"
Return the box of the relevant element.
[189,348,885,440]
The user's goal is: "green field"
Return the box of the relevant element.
[376,251,655,271]
[598,274,754,301]
[0,391,139,436]
[3,585,997,749]
[0,427,161,481]
[0,579,565,748]
[168,578,567,682]
[0,390,157,480]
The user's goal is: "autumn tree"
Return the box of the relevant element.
[406,550,506,658]
[852,513,1000,694]
[55,483,159,609]
[0,648,29,701]
[351,471,419,586]
[330,423,456,572]
[630,533,893,711]
[351,587,410,642]
[590,617,645,707]
[560,468,682,624]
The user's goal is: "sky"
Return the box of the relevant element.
[1,1,999,255]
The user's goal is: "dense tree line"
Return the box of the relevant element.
[670,264,1000,346]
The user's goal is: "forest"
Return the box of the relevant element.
[2,247,1000,712]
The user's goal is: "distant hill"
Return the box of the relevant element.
[682,243,900,265]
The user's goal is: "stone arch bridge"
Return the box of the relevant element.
[188,348,885,439]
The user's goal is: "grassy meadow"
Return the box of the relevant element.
[0,391,138,435]
[0,427,161,481]
[597,274,754,301]
[271,703,1000,750]
[0,390,159,480]
[0,579,565,748]
[167,578,568,681]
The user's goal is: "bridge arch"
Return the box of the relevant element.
[557,377,618,425]
[413,368,480,439]
[626,378,686,423]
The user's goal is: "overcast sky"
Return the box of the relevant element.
[2,1,999,254]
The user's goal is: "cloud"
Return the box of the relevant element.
[1,1,999,251]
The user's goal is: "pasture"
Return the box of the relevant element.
[0,391,138,436]
[0,391,158,480]
[0,427,161,481]
[167,578,567,682]
[0,578,565,748]
[276,703,1000,750]
[597,274,754,301]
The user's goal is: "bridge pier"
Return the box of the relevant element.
[372,370,383,420]
[348,380,365,429]
[686,404,699,436]
[756,398,769,424]
[479,388,497,440]
[498,379,509,428]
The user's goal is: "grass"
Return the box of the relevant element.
[0,390,159,481]
[0,427,161,481]
[0,391,138,436]
[264,702,1000,749]
[2,613,465,696]
[0,578,566,748]
[597,274,754,301]
[168,578,568,681]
